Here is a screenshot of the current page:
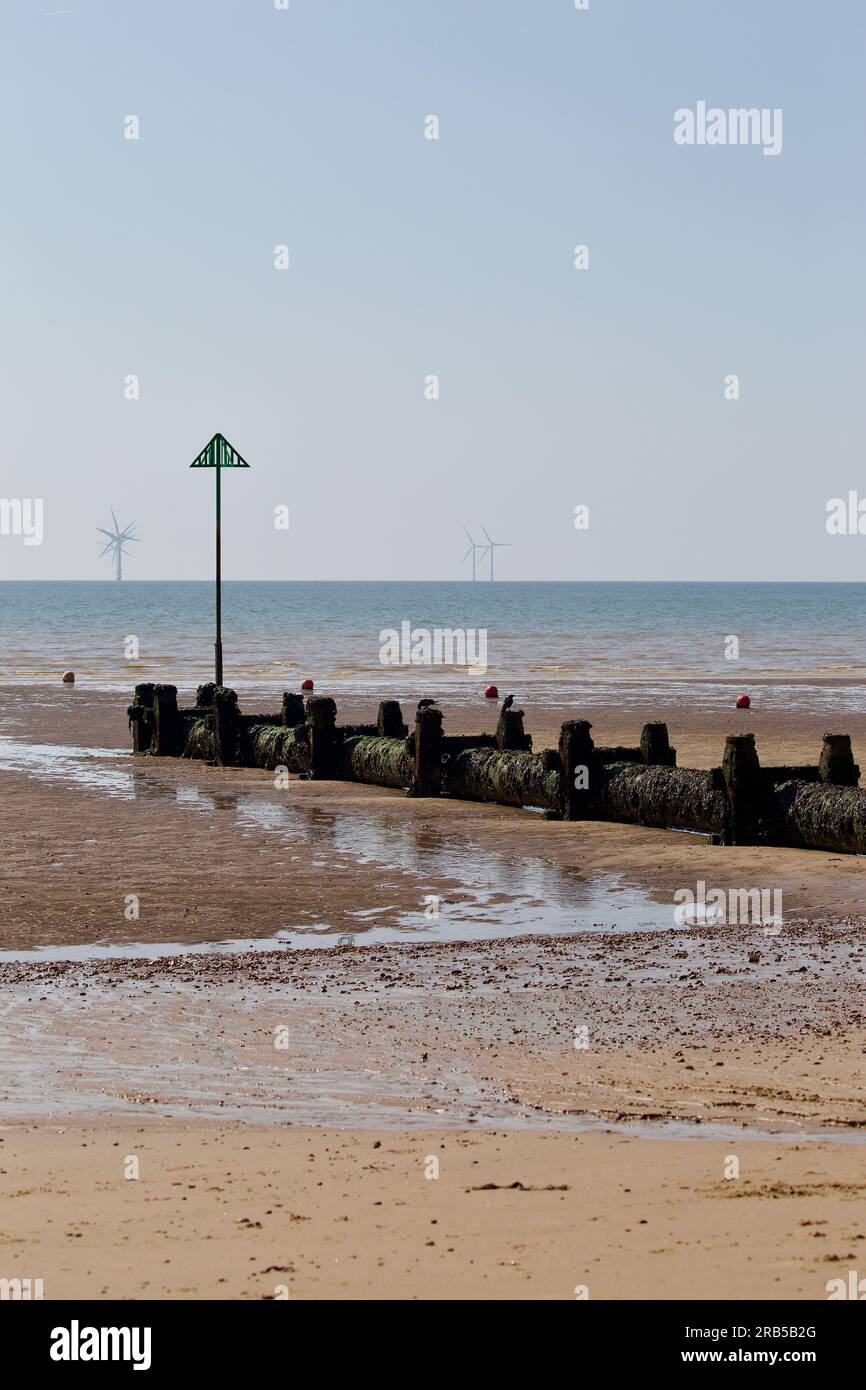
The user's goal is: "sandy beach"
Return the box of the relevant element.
[5,0,866,1324]
[1,683,864,1300]
[3,1120,864,1301]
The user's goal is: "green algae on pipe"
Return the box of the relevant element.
[599,762,726,835]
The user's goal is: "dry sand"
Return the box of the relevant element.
[2,1120,865,1300]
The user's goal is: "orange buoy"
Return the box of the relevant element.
[301,678,314,691]
[62,671,75,684]
[484,684,498,699]
[736,693,750,709]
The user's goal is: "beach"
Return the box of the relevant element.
[1,674,864,1299]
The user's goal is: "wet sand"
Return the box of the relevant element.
[2,684,866,951]
[1,929,863,1132]
[1,683,864,1299]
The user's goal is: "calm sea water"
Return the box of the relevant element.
[1,581,865,711]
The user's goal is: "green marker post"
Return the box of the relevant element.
[190,432,251,687]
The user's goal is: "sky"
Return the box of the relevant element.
[0,0,864,581]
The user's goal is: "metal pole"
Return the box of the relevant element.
[215,440,223,685]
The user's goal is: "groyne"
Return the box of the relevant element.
[127,683,865,854]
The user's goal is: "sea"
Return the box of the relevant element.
[1,580,866,714]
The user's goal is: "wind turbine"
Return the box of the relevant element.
[97,509,139,580]
[461,526,489,581]
[479,523,510,581]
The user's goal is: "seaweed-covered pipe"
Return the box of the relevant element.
[443,747,560,810]
[598,762,726,834]
[765,780,866,854]
[337,735,413,789]
[183,717,215,761]
[241,721,311,774]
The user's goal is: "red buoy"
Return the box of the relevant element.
[736,693,750,709]
[484,684,498,699]
[301,678,314,691]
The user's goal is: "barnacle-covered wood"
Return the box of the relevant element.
[640,722,676,766]
[241,722,311,774]
[598,762,726,833]
[442,734,497,754]
[337,735,414,789]
[496,708,531,751]
[819,734,859,786]
[444,748,559,809]
[240,712,283,730]
[152,683,182,756]
[378,701,407,739]
[761,765,818,785]
[765,780,866,854]
[128,683,155,752]
[281,692,306,727]
[595,744,641,764]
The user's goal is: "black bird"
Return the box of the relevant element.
[502,694,515,711]
[417,698,438,710]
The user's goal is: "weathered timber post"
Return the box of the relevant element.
[306,696,339,779]
[152,683,182,756]
[410,705,443,797]
[497,706,532,751]
[640,722,675,766]
[377,700,407,739]
[722,733,762,844]
[196,682,216,709]
[212,686,240,765]
[281,692,306,727]
[819,734,859,786]
[558,720,596,820]
[128,683,155,754]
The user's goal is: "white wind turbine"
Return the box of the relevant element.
[461,526,489,581]
[98,509,139,580]
[479,523,510,580]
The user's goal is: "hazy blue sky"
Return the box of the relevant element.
[1,0,863,581]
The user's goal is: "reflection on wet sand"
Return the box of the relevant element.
[0,733,664,960]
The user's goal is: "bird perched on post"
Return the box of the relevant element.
[417,698,438,710]
[501,694,515,712]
